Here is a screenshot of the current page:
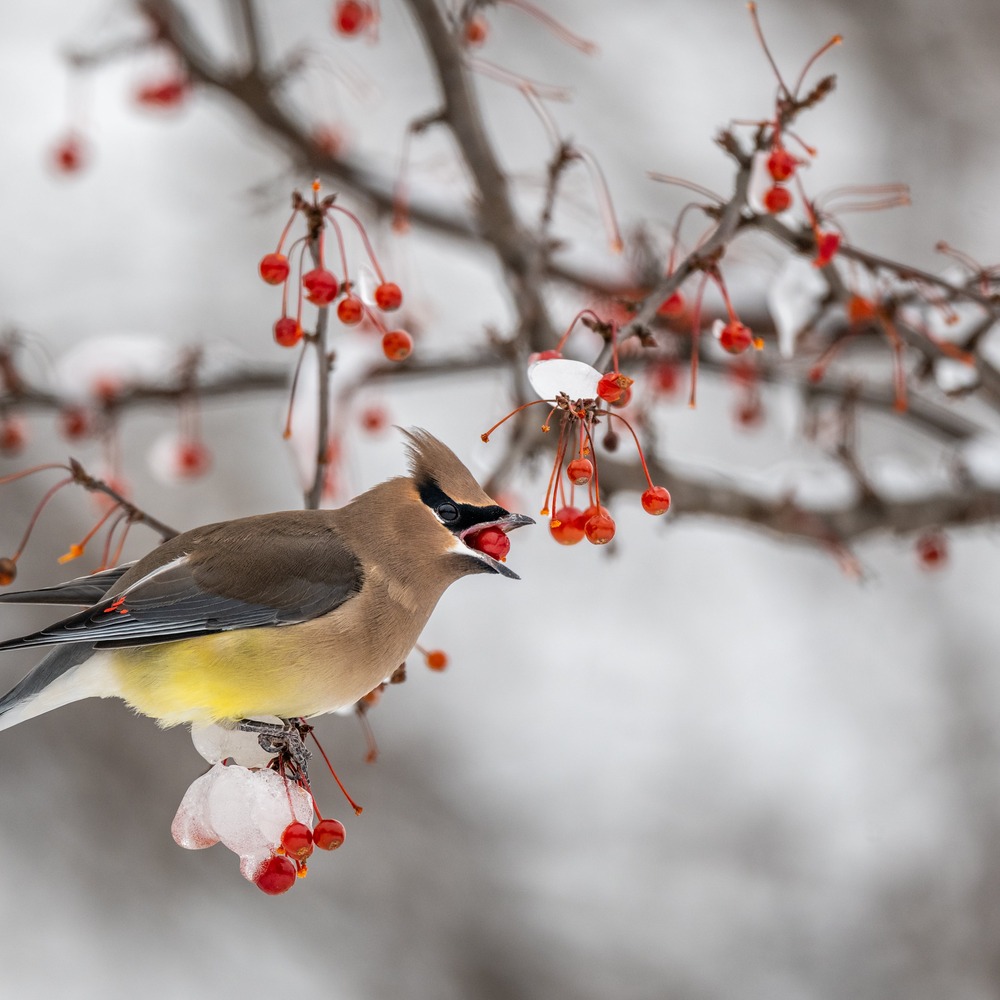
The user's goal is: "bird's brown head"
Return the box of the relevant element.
[402,428,534,580]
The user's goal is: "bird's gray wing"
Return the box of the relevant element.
[0,564,136,606]
[0,517,363,651]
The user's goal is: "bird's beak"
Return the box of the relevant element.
[458,511,535,580]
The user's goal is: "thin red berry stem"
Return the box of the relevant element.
[274,209,298,255]
[282,342,309,441]
[480,397,551,442]
[11,476,73,561]
[746,2,792,101]
[503,0,596,53]
[327,212,350,283]
[0,463,71,487]
[790,33,842,99]
[310,730,363,815]
[326,205,386,283]
[573,145,623,254]
[605,411,656,489]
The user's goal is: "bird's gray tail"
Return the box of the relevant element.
[0,645,115,732]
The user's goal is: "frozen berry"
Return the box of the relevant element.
[273,317,302,348]
[467,525,510,561]
[59,407,91,441]
[174,440,211,479]
[641,486,671,515]
[259,253,290,285]
[766,145,797,182]
[374,282,403,311]
[657,291,685,318]
[718,320,753,355]
[280,821,314,862]
[382,330,413,362]
[334,1,372,36]
[337,296,364,325]
[254,855,297,895]
[303,268,339,306]
[424,649,448,671]
[0,418,27,455]
[597,371,633,404]
[52,134,86,174]
[313,818,346,851]
[465,14,488,46]
[762,185,792,213]
[584,509,616,545]
[549,506,587,546]
[565,458,594,485]
[916,531,947,570]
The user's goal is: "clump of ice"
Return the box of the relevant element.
[171,762,314,880]
[767,257,827,358]
[527,358,602,401]
[190,721,278,768]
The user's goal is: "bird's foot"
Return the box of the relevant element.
[236,717,313,780]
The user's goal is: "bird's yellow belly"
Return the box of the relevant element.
[108,621,407,727]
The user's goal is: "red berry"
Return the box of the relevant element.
[584,509,616,545]
[425,649,448,671]
[374,282,403,311]
[174,440,211,479]
[735,400,764,428]
[465,14,488,46]
[718,320,753,355]
[0,418,27,456]
[254,855,297,895]
[52,135,85,174]
[59,407,91,441]
[466,525,510,561]
[259,253,290,285]
[916,531,947,570]
[529,349,563,363]
[813,231,841,268]
[762,185,792,213]
[311,125,345,158]
[280,821,314,862]
[597,371,633,404]
[549,506,587,546]
[382,330,413,362]
[273,317,302,348]
[135,77,188,108]
[359,405,388,433]
[848,295,878,325]
[334,1,372,36]
[0,557,16,586]
[565,458,594,486]
[651,361,678,395]
[767,145,797,182]
[303,268,339,306]
[657,291,685,318]
[337,295,364,325]
[641,486,671,516]
[313,818,346,851]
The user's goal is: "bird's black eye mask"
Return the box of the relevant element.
[418,480,508,534]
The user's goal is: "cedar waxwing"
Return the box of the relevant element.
[0,429,533,733]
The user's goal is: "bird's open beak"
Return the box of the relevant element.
[459,511,535,580]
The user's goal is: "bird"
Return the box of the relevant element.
[0,429,533,734]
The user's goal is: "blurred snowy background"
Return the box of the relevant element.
[2,1,1000,998]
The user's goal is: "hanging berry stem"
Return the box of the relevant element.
[325,204,387,283]
[309,730,363,815]
[10,476,73,562]
[58,500,122,564]
[480,397,551,442]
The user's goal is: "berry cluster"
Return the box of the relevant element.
[258,184,411,363]
[482,311,671,547]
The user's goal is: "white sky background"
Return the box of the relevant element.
[1,1,1000,998]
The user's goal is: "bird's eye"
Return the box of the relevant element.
[437,502,459,523]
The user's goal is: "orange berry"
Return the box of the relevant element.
[382,330,413,362]
[641,486,671,515]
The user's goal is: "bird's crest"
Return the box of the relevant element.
[401,428,497,507]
